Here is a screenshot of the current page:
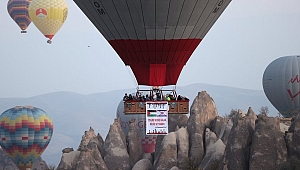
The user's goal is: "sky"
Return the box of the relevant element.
[1,0,300,98]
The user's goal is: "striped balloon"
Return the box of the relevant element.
[28,0,68,43]
[74,0,232,86]
[0,106,53,170]
[7,0,31,33]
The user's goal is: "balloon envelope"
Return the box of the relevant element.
[7,0,31,32]
[263,55,300,117]
[116,100,156,153]
[0,106,53,170]
[28,0,68,40]
[74,0,231,86]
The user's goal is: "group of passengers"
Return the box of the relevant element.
[123,93,150,101]
[123,92,189,101]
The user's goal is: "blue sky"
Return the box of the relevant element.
[1,0,300,98]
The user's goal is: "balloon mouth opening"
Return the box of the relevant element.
[45,35,54,40]
[18,166,32,170]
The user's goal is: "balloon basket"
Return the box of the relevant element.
[123,89,189,114]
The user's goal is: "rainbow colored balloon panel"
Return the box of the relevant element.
[7,0,31,32]
[0,106,53,170]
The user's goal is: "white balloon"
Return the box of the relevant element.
[263,55,300,117]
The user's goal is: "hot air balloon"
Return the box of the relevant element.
[73,0,231,86]
[7,0,31,33]
[0,106,53,170]
[262,55,300,118]
[28,0,68,44]
[116,100,157,153]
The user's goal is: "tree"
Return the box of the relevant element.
[259,106,269,116]
[224,108,238,119]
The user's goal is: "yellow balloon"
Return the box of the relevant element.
[28,0,68,43]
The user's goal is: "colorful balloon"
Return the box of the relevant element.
[74,0,231,86]
[116,100,156,153]
[0,106,53,170]
[7,0,31,33]
[263,55,300,118]
[28,0,68,43]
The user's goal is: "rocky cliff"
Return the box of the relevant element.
[56,91,300,170]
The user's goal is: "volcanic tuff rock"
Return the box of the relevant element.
[77,134,107,170]
[57,127,107,170]
[153,132,177,170]
[187,91,218,160]
[200,138,225,170]
[218,107,257,170]
[127,118,144,166]
[131,159,152,170]
[57,151,80,170]
[249,116,287,170]
[211,116,229,139]
[219,119,233,145]
[175,127,189,169]
[142,153,153,164]
[199,128,225,169]
[97,133,105,157]
[103,118,131,170]
[169,166,180,170]
[149,127,190,170]
[78,127,97,151]
[204,128,218,149]
[62,147,74,153]
[285,115,300,158]
[154,114,188,159]
[54,90,300,170]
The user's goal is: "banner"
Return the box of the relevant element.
[146,101,168,135]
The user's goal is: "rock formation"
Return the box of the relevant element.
[57,127,107,170]
[127,118,144,166]
[175,127,189,169]
[286,115,300,158]
[187,91,218,161]
[63,147,74,153]
[57,150,80,170]
[78,127,97,151]
[199,129,225,169]
[153,132,177,170]
[154,114,188,159]
[51,90,300,170]
[211,116,228,139]
[76,135,107,170]
[131,159,152,170]
[219,119,233,145]
[249,116,287,170]
[218,107,257,170]
[103,118,131,170]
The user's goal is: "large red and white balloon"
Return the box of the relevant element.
[74,0,231,86]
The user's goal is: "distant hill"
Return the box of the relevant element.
[0,83,277,166]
